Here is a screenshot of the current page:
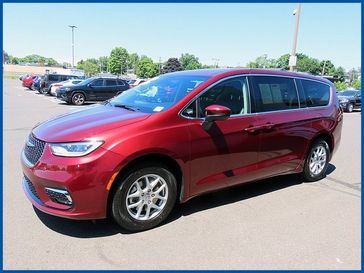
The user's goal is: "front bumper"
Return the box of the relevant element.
[21,144,124,220]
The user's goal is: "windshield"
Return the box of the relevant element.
[110,74,209,113]
[340,90,358,96]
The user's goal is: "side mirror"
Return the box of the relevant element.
[202,104,231,130]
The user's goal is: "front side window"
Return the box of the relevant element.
[196,77,249,118]
[110,74,209,113]
[48,75,59,81]
[251,76,298,113]
[301,79,330,107]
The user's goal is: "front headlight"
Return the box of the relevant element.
[49,140,104,157]
[340,98,349,103]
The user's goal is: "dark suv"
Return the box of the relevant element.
[337,89,361,112]
[57,77,130,105]
[39,74,81,94]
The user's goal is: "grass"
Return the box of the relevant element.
[3,71,24,80]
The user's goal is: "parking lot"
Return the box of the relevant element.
[3,78,361,269]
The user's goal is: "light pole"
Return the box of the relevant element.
[68,25,77,68]
[212,58,219,68]
[289,4,301,72]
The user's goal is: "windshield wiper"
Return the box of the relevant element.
[112,103,140,112]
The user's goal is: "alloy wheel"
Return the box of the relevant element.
[309,144,327,176]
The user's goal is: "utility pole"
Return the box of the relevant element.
[289,4,301,72]
[321,60,327,75]
[212,58,219,68]
[68,25,77,68]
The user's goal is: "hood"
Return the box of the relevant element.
[338,95,352,100]
[33,104,150,142]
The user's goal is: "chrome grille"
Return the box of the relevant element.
[24,134,45,166]
[24,176,40,200]
[45,188,73,205]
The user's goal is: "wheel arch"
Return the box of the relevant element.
[106,153,184,217]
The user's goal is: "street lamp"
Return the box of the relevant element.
[212,58,219,68]
[68,25,77,68]
[289,4,301,72]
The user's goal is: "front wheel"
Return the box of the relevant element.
[347,103,354,113]
[71,93,85,105]
[302,140,330,182]
[111,164,177,232]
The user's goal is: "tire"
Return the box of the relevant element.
[302,139,330,182]
[40,88,49,95]
[111,163,177,232]
[71,93,85,105]
[347,103,354,113]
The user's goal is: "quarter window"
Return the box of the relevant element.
[300,79,330,107]
[251,76,299,112]
[197,77,249,117]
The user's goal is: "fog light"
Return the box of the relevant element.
[45,187,73,205]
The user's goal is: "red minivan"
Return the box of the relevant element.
[21,69,343,231]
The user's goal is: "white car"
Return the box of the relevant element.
[50,79,83,96]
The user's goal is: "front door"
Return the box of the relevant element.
[184,76,260,197]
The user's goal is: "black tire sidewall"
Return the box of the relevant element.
[111,165,177,232]
[347,103,354,112]
[303,140,330,181]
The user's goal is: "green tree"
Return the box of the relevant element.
[246,54,276,68]
[179,53,202,70]
[108,47,129,75]
[10,56,20,64]
[161,58,183,74]
[320,60,336,76]
[128,53,139,71]
[334,66,346,80]
[276,54,290,70]
[77,59,98,76]
[334,81,348,91]
[136,56,158,78]
[97,56,109,72]
[352,79,361,90]
[296,54,321,75]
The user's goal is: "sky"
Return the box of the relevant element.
[3,3,361,70]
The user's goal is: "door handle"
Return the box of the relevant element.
[244,123,275,133]
[262,122,275,130]
[244,125,263,133]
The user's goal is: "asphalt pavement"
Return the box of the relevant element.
[3,79,361,270]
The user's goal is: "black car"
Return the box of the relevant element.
[338,90,361,112]
[57,77,130,105]
[39,74,81,94]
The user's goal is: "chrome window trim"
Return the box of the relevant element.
[179,73,332,120]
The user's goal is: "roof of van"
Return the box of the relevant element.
[164,68,332,84]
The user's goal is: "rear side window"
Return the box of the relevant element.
[250,76,298,113]
[48,75,60,81]
[106,79,117,86]
[300,79,330,107]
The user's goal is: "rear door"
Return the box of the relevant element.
[89,79,106,100]
[248,75,311,178]
[105,79,119,99]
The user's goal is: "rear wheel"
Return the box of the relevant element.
[302,140,330,182]
[71,93,85,105]
[111,164,177,232]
